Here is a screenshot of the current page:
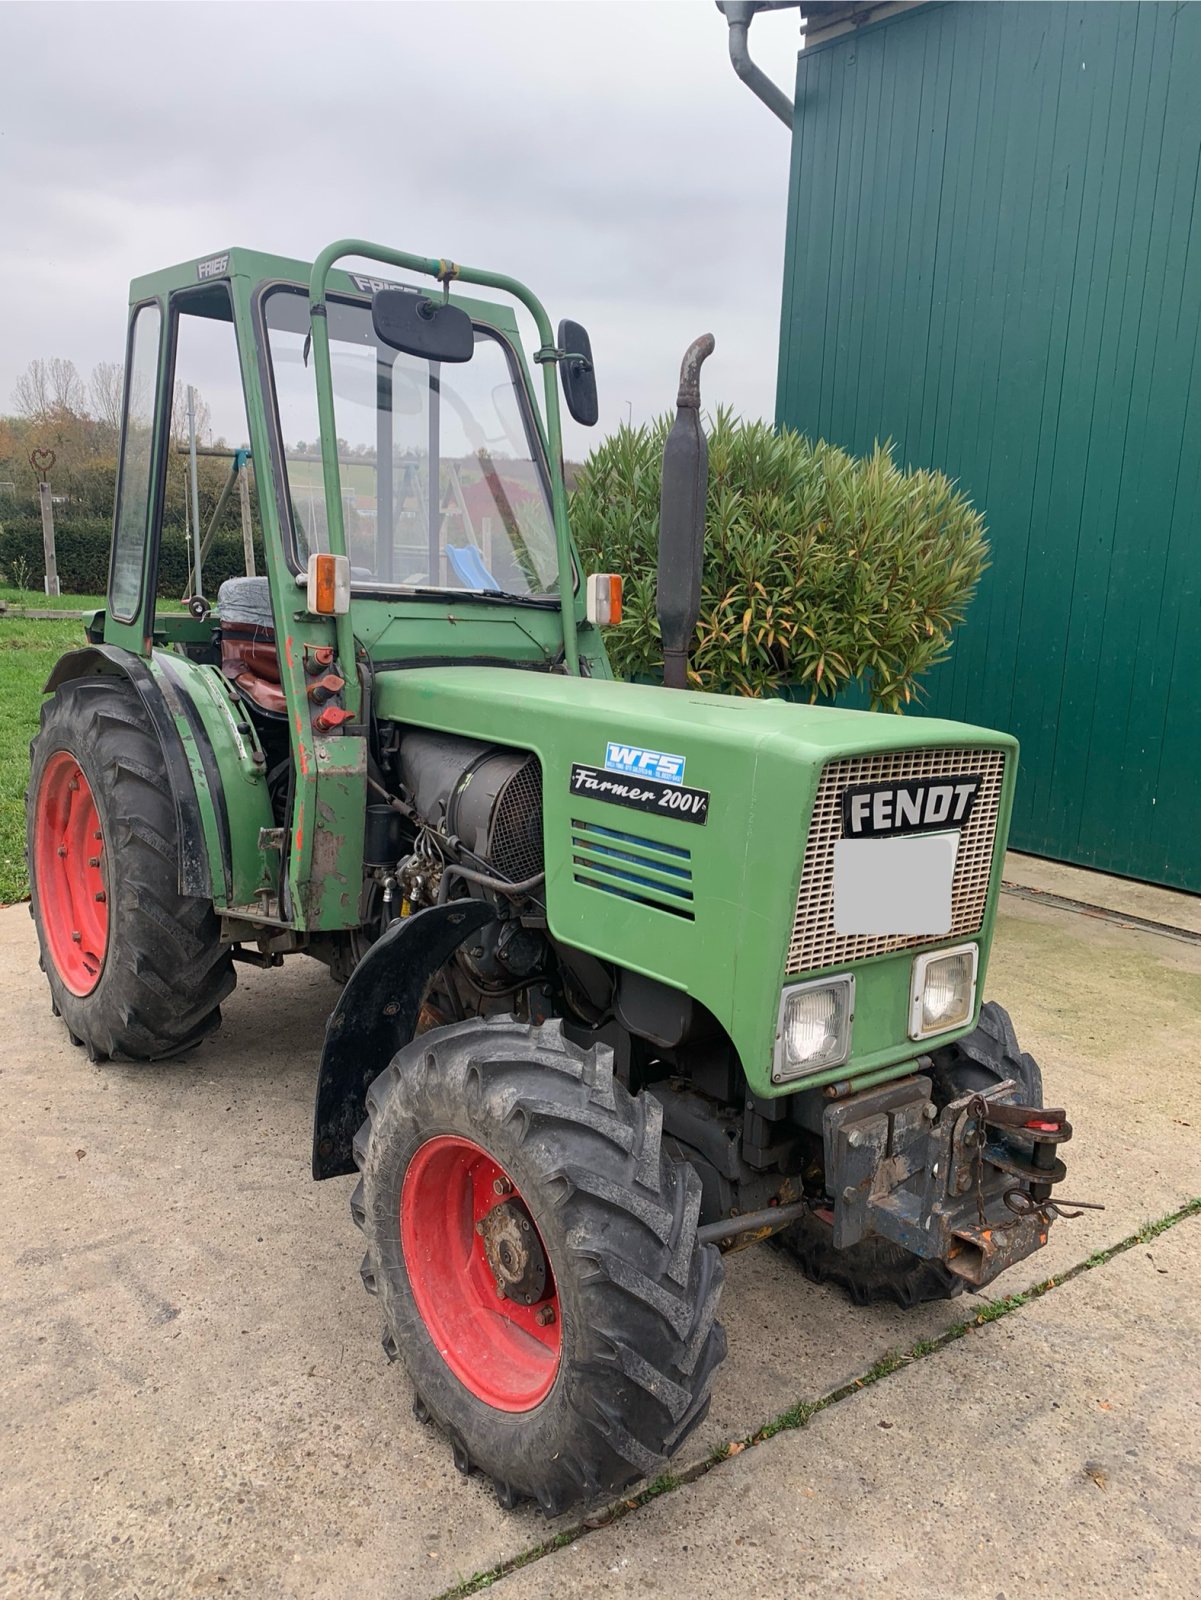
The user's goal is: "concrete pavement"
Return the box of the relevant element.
[495,1218,1201,1600]
[0,859,1197,1600]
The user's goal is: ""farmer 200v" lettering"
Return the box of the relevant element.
[569,764,709,825]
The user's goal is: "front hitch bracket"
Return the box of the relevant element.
[822,1074,1085,1290]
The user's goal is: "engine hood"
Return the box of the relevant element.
[372,667,1018,1097]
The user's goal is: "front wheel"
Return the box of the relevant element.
[351,1016,726,1514]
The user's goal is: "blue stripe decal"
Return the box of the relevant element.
[571,819,692,861]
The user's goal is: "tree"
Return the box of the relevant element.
[169,381,211,446]
[89,361,125,445]
[12,357,86,421]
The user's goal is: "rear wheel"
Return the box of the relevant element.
[27,677,235,1061]
[778,1003,1043,1308]
[352,1016,726,1513]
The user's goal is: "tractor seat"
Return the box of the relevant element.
[217,577,286,714]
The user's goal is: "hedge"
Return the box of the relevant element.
[0,517,266,599]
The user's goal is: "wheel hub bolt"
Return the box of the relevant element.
[493,1177,513,1197]
[88,856,100,868]
[68,779,79,792]
[94,891,106,904]
[93,830,102,840]
[71,931,81,943]
[535,1305,556,1327]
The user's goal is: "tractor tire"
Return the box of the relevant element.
[27,677,235,1061]
[351,1015,726,1515]
[777,1002,1044,1309]
[775,1220,966,1309]
[926,999,1044,1109]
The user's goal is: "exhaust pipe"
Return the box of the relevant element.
[657,334,715,690]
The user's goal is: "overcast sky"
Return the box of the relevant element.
[0,0,804,456]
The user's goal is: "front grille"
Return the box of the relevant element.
[786,746,1007,975]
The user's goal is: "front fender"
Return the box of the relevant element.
[312,900,495,1179]
[46,646,275,911]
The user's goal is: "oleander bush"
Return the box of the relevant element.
[570,408,988,711]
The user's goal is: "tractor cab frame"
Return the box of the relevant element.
[73,242,600,937]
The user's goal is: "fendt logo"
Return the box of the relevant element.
[842,774,982,839]
[604,743,686,785]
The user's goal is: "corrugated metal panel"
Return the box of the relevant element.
[777,1,1200,891]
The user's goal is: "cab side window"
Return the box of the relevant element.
[108,302,162,621]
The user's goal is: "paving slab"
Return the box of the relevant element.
[979,893,1199,1292]
[1004,851,1201,936]
[495,1217,1201,1600]
[0,879,1197,1600]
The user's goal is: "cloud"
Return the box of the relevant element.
[0,0,803,451]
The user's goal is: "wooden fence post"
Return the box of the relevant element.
[29,449,60,597]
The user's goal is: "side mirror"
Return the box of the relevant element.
[557,319,598,426]
[372,289,474,364]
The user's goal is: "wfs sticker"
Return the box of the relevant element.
[604,742,686,785]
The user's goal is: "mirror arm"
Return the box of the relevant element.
[533,345,592,372]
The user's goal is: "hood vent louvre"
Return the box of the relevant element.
[571,820,694,920]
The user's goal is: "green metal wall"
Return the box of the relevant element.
[777,1,1200,892]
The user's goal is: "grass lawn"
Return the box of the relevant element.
[0,585,190,614]
[0,617,92,904]
[0,583,108,613]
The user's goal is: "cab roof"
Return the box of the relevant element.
[127,246,523,338]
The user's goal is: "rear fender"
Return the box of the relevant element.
[45,646,274,910]
[312,900,494,1179]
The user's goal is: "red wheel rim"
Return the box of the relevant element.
[34,751,108,996]
[401,1135,561,1411]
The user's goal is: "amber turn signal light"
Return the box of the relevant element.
[585,573,623,626]
[306,553,350,616]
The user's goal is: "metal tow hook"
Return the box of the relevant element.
[965,1095,1104,1229]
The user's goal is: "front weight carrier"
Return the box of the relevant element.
[822,1076,1103,1291]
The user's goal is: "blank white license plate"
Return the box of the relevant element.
[833,832,959,936]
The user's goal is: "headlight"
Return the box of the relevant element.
[772,976,854,1083]
[909,944,979,1040]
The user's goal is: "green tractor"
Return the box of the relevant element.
[27,240,1075,1514]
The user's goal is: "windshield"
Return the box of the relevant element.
[263,286,560,598]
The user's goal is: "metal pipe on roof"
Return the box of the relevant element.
[716,1,797,129]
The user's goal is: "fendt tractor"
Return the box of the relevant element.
[28,240,1080,1513]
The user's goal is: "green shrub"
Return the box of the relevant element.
[0,517,265,599]
[570,409,988,710]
